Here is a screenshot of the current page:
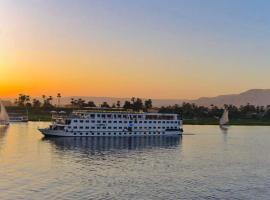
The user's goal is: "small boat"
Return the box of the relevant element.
[219,108,229,130]
[0,100,10,126]
[9,109,29,122]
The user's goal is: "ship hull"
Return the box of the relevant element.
[38,128,182,137]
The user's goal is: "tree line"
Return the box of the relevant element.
[159,103,270,119]
[12,94,270,119]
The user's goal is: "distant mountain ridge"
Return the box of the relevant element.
[191,89,270,107]
[2,89,270,107]
[56,89,270,107]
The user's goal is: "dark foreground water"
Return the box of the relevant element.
[0,123,270,200]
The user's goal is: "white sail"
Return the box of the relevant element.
[219,109,229,126]
[0,100,9,125]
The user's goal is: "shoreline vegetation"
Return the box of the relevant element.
[5,94,270,126]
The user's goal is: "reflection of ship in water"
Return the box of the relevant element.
[43,135,182,153]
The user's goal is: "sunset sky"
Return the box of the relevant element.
[1,0,270,99]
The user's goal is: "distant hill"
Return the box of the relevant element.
[191,89,270,107]
[2,89,270,107]
[57,89,270,107]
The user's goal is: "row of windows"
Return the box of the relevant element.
[79,113,176,120]
[72,119,179,124]
[67,131,167,136]
[68,126,179,130]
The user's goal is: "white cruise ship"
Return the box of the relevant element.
[38,109,183,137]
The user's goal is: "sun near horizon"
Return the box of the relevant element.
[1,1,270,99]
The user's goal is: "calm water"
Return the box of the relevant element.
[1,123,270,200]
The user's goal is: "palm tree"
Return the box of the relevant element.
[116,101,121,108]
[57,93,61,107]
[42,95,46,105]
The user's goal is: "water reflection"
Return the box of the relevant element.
[0,125,8,138]
[43,136,182,153]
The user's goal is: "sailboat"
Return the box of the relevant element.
[0,100,10,126]
[219,108,229,129]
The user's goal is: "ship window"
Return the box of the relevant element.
[86,126,89,129]
[101,114,106,118]
[107,114,112,118]
[138,115,142,119]
[65,120,71,125]
[90,114,95,118]
[91,127,95,129]
[149,121,152,124]
[68,126,71,129]
[80,127,83,129]
[97,120,101,123]
[80,133,83,135]
[153,121,157,124]
[114,133,116,135]
[134,127,137,129]
[119,121,122,123]
[97,114,100,117]
[108,132,111,135]
[162,121,165,124]
[171,121,174,124]
[139,121,142,123]
[97,132,100,135]
[80,120,84,123]
[91,120,95,123]
[158,121,161,124]
[103,121,106,123]
[108,121,112,123]
[124,121,127,124]
[73,120,78,123]
[119,127,123,129]
[144,121,147,124]
[175,121,178,124]
[102,127,106,129]
[166,121,170,124]
[119,133,121,135]
[97,127,100,129]
[73,126,77,129]
[114,121,117,123]
[108,127,111,129]
[86,133,89,135]
[114,127,117,129]
[103,133,106,135]
[153,127,156,129]
[74,133,76,135]
[85,120,89,123]
[118,115,122,118]
[92,132,94,135]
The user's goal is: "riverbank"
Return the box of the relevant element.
[7,107,270,125]
[184,119,270,126]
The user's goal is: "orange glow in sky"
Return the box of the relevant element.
[1,1,270,99]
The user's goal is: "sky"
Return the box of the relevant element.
[1,0,270,99]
